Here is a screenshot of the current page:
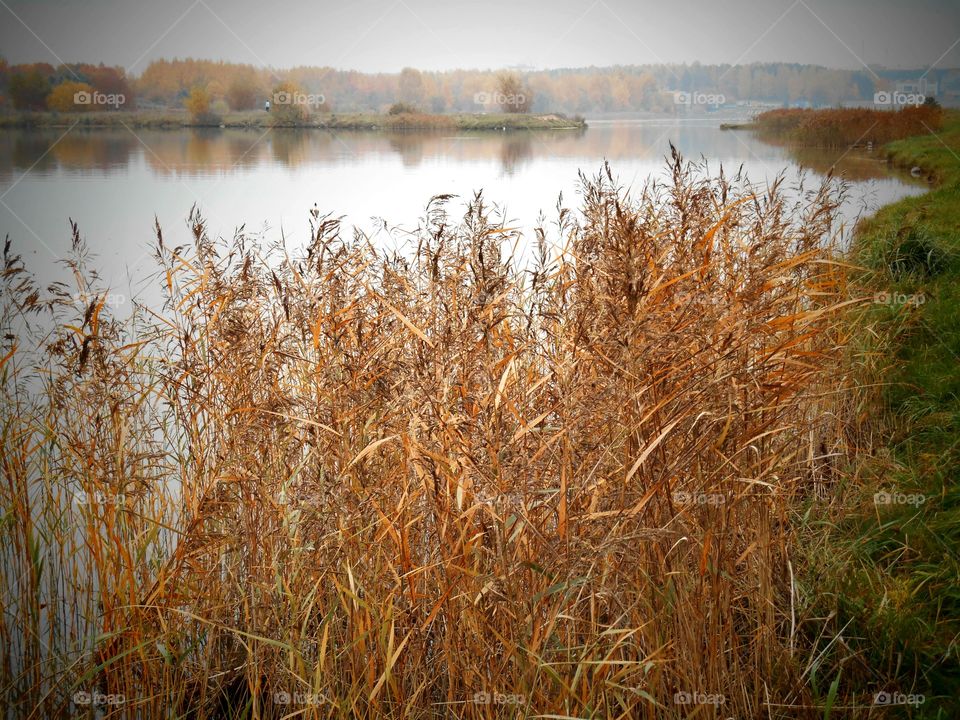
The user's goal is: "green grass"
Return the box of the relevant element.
[0,109,586,131]
[885,118,960,182]
[796,110,960,718]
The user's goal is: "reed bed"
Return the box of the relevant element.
[1,153,851,718]
[754,106,944,148]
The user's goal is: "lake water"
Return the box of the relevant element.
[0,119,928,309]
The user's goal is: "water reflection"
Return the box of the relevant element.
[0,122,847,178]
[0,121,929,304]
[784,144,925,183]
[1,124,930,186]
[1,127,580,178]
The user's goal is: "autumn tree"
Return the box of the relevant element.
[184,86,218,123]
[398,67,424,109]
[46,81,95,112]
[137,59,183,105]
[388,102,418,115]
[271,81,309,125]
[227,72,258,110]
[9,68,52,110]
[206,79,226,104]
[496,72,531,113]
[119,57,881,116]
[0,56,9,100]
[66,64,134,107]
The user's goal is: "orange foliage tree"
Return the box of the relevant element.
[46,81,95,112]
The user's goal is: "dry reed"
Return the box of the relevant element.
[1,151,851,718]
[754,105,944,148]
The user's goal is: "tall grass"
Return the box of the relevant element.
[754,106,944,148]
[1,153,851,718]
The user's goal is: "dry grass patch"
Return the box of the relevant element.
[1,152,853,718]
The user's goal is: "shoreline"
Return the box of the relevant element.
[0,110,587,132]
[797,109,960,716]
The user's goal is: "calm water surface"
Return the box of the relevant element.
[0,119,928,307]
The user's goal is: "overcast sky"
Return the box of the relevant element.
[1,0,958,74]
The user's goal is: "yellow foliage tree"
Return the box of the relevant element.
[184,86,212,121]
[46,81,95,112]
[271,81,309,125]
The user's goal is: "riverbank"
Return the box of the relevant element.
[0,110,587,131]
[796,110,960,717]
[719,121,756,130]
[722,106,945,151]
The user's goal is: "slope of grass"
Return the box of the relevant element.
[794,111,960,718]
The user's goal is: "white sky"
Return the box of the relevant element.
[1,0,958,74]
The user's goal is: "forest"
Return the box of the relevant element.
[3,56,955,115]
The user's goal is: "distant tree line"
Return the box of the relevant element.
[0,56,954,116]
[0,60,134,111]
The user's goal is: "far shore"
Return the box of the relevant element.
[0,109,587,131]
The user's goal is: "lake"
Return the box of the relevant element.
[0,118,928,309]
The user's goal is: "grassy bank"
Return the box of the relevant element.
[1,157,850,718]
[0,109,586,131]
[794,111,960,717]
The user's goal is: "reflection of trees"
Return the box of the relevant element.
[183,129,218,169]
[0,124,734,187]
[498,134,533,175]
[514,124,657,161]
[0,131,138,174]
[751,133,924,183]
[9,134,60,173]
[386,132,425,168]
[224,134,268,170]
[0,124,667,182]
[141,129,277,175]
[785,145,914,183]
[269,130,336,168]
[55,132,135,171]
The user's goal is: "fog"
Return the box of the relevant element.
[1,0,958,74]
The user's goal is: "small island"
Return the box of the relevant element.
[0,65,585,132]
[0,109,586,131]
